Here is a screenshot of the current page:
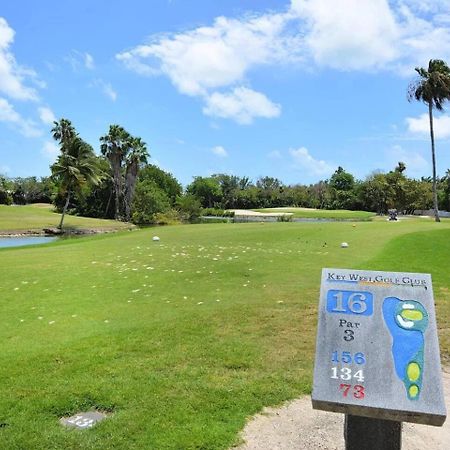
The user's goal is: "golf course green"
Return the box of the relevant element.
[1,219,449,449]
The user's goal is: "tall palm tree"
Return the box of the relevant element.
[100,125,131,220]
[124,137,149,221]
[51,138,101,229]
[51,118,77,150]
[408,59,450,222]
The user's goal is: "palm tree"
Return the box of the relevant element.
[408,59,450,222]
[51,118,77,149]
[100,125,131,220]
[124,137,149,221]
[51,138,101,229]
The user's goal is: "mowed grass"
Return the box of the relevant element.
[0,204,133,232]
[255,207,376,220]
[1,220,449,449]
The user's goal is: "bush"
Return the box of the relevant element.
[131,180,171,224]
[175,195,202,222]
[0,189,12,205]
[201,208,235,217]
[153,210,182,225]
[277,214,293,222]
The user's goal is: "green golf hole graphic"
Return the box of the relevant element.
[383,297,428,400]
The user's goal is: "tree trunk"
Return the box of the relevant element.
[124,162,138,222]
[429,102,440,222]
[58,190,71,230]
[112,156,122,221]
[105,186,113,218]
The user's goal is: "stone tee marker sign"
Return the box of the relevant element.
[312,268,447,426]
[60,411,107,429]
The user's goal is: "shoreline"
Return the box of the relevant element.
[0,227,132,237]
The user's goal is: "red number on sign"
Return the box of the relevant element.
[339,383,351,397]
[339,384,365,399]
[353,385,365,399]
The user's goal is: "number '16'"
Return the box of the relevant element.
[326,290,373,316]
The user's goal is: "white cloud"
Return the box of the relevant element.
[117,13,294,96]
[289,146,334,176]
[91,79,117,101]
[291,0,399,70]
[116,1,450,121]
[117,12,292,123]
[85,52,95,70]
[290,0,450,73]
[41,141,59,160]
[65,50,95,71]
[0,97,42,137]
[0,17,39,100]
[203,87,281,124]
[406,113,450,139]
[211,145,228,157]
[38,106,56,125]
[387,144,429,176]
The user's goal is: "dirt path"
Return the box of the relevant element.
[235,369,449,450]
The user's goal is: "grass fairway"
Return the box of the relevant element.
[0,204,133,233]
[255,207,376,220]
[1,220,449,449]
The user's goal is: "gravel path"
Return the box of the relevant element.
[234,369,450,450]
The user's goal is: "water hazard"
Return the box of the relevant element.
[0,236,58,249]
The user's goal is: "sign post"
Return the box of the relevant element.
[312,268,447,448]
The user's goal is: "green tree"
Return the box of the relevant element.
[211,174,241,209]
[439,169,450,211]
[404,178,433,213]
[175,194,202,221]
[74,158,115,219]
[359,173,391,214]
[51,118,77,148]
[256,176,284,207]
[124,137,149,221]
[131,180,171,224]
[329,167,356,209]
[187,176,221,208]
[137,165,182,204]
[51,137,102,229]
[100,125,131,220]
[408,59,450,221]
[308,181,331,209]
[0,174,12,205]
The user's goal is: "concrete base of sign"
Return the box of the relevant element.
[345,414,401,450]
[60,411,107,429]
[312,399,446,426]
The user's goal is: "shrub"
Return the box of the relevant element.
[201,208,235,217]
[175,195,202,222]
[131,180,171,224]
[277,214,293,222]
[0,189,12,205]
[153,210,182,225]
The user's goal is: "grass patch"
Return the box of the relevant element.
[0,220,449,448]
[0,204,134,233]
[255,207,375,220]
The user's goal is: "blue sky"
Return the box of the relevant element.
[1,0,450,186]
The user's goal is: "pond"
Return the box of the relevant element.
[0,236,58,249]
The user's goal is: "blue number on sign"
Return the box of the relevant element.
[326,290,373,316]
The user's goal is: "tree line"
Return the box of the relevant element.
[2,155,450,225]
[2,59,450,226]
